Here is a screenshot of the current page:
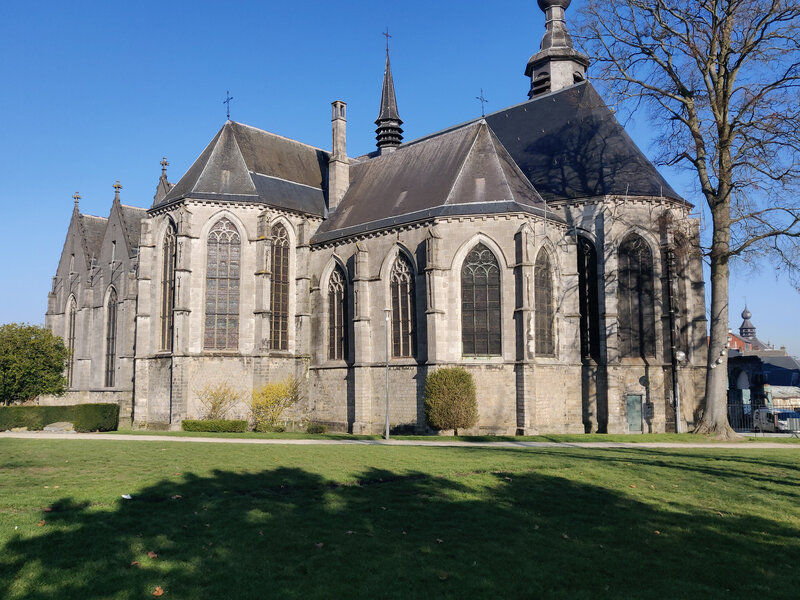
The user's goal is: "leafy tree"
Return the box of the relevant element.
[423,367,478,435]
[576,0,800,438]
[0,323,70,405]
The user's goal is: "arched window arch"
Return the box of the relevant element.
[534,248,555,356]
[66,296,77,388]
[577,236,601,361]
[205,217,241,350]
[270,223,290,351]
[160,221,177,350]
[105,288,118,387]
[390,252,415,358]
[618,234,656,358]
[461,243,501,356]
[328,264,347,360]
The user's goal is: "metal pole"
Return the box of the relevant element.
[384,308,390,440]
[666,246,681,434]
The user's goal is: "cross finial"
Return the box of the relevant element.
[223,90,234,121]
[72,191,81,210]
[160,156,169,177]
[476,88,489,117]
[382,27,392,53]
[113,180,122,200]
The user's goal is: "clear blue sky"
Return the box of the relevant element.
[1,0,797,356]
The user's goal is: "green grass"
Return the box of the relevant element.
[105,428,800,443]
[1,440,799,599]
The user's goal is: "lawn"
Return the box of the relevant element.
[1,440,799,599]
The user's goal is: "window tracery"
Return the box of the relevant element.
[461,243,501,356]
[205,218,241,350]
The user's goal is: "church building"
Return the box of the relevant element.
[45,1,708,434]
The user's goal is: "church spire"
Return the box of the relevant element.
[739,304,757,340]
[375,34,403,154]
[525,0,589,98]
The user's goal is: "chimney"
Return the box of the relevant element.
[329,100,349,212]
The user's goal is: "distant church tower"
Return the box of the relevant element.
[525,0,589,97]
[739,306,757,340]
[375,47,403,153]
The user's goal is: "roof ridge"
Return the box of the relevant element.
[232,121,329,154]
[444,124,484,205]
[401,82,589,149]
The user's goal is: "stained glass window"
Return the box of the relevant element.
[618,234,656,358]
[461,243,501,356]
[270,224,290,351]
[105,288,117,387]
[328,265,346,360]
[390,253,415,358]
[205,218,241,350]
[534,248,555,356]
[160,221,177,351]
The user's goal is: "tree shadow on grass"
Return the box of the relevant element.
[2,464,799,599]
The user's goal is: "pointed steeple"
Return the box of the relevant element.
[525,0,589,98]
[375,47,403,153]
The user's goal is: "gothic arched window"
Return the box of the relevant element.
[618,234,656,358]
[577,236,601,361]
[270,223,290,351]
[461,243,501,356]
[160,221,177,351]
[205,218,241,350]
[534,248,555,356]
[328,265,347,360]
[390,253,415,358]
[66,296,77,388]
[105,288,117,388]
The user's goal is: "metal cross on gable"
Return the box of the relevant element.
[223,90,234,120]
[476,88,489,117]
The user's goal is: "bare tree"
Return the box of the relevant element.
[574,0,800,438]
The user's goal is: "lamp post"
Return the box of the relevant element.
[674,350,686,434]
[384,308,391,440]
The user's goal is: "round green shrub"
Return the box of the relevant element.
[423,367,478,435]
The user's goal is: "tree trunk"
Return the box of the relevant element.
[695,203,740,440]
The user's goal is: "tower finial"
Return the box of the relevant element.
[223,90,233,121]
[476,89,489,117]
[383,27,391,53]
[73,191,81,211]
[375,36,403,153]
[525,0,589,98]
[160,156,169,177]
[113,180,122,201]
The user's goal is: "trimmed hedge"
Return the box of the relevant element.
[0,403,119,432]
[423,367,478,435]
[181,419,247,433]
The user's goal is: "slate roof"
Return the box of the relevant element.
[770,386,800,400]
[119,203,148,256]
[78,213,108,266]
[313,120,555,244]
[155,121,329,217]
[483,82,682,203]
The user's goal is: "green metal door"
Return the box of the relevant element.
[626,394,642,433]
